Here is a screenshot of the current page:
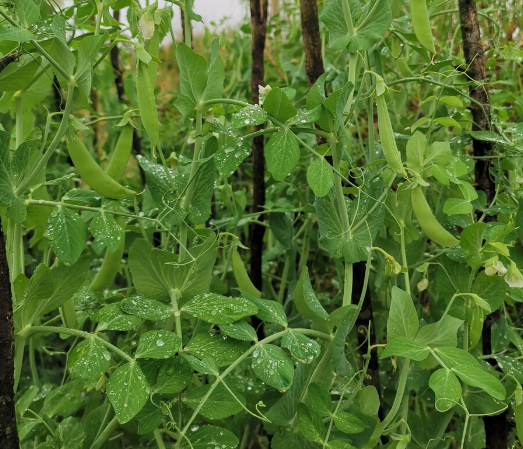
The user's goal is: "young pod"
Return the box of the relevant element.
[105,125,134,182]
[232,248,262,298]
[411,185,459,247]
[376,93,408,178]
[67,133,136,199]
[136,60,159,148]
[410,0,436,53]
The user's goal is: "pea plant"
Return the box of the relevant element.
[1,0,522,448]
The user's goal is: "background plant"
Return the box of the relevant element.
[0,1,522,449]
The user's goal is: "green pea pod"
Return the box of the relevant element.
[60,297,77,329]
[516,401,523,442]
[137,60,159,148]
[145,28,160,87]
[410,0,436,54]
[391,38,413,78]
[89,216,126,292]
[411,186,459,247]
[67,133,136,199]
[376,93,407,178]
[105,125,133,181]
[232,248,262,298]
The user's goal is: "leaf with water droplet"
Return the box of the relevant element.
[185,332,250,367]
[153,357,193,395]
[266,127,300,181]
[90,211,125,253]
[182,293,258,324]
[281,330,321,364]
[68,336,110,384]
[214,137,251,178]
[307,158,334,198]
[97,303,142,331]
[121,295,173,321]
[106,362,150,424]
[183,383,246,419]
[241,290,288,327]
[47,206,88,266]
[333,412,365,434]
[179,425,239,449]
[297,402,326,443]
[220,320,258,342]
[231,105,268,128]
[135,330,180,359]
[251,344,294,392]
[288,106,322,126]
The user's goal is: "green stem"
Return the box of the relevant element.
[22,326,134,363]
[13,335,26,393]
[29,337,40,387]
[400,222,410,295]
[170,289,183,350]
[176,328,332,447]
[277,255,291,304]
[154,429,166,449]
[95,0,103,35]
[343,263,353,306]
[184,0,192,47]
[90,416,119,449]
[382,358,411,430]
[179,107,203,259]
[16,82,76,196]
[16,95,23,147]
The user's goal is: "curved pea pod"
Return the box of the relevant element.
[145,28,160,87]
[89,217,126,292]
[67,134,136,199]
[391,38,413,78]
[411,186,459,248]
[410,0,436,54]
[232,248,262,298]
[376,93,408,178]
[136,60,159,149]
[106,125,134,181]
[516,399,523,442]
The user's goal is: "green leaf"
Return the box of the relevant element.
[411,117,430,133]
[434,117,462,131]
[460,222,487,269]
[47,206,88,266]
[281,330,321,364]
[49,417,85,449]
[307,158,334,197]
[180,425,239,449]
[440,96,463,108]
[136,330,180,359]
[432,164,450,185]
[13,0,40,28]
[429,369,462,412]
[182,293,258,324]
[387,286,418,341]
[308,383,332,416]
[241,290,288,327]
[472,271,507,313]
[294,266,329,325]
[306,72,328,109]
[185,332,250,367]
[443,198,473,215]
[106,362,150,424]
[68,336,110,383]
[332,305,358,376]
[152,357,193,395]
[406,131,427,173]
[121,295,173,321]
[0,24,33,42]
[265,127,300,181]
[183,383,246,419]
[128,239,176,302]
[327,440,357,449]
[297,403,325,443]
[219,320,258,341]
[320,0,392,52]
[214,136,252,178]
[97,303,142,331]
[90,211,125,253]
[137,402,164,435]
[414,315,464,348]
[204,38,225,101]
[13,264,55,332]
[333,412,365,434]
[452,364,505,400]
[231,105,268,128]
[74,35,104,104]
[251,344,294,392]
[380,337,430,361]
[263,87,297,122]
[180,354,219,376]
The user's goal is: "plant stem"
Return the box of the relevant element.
[90,416,119,449]
[343,262,353,306]
[16,83,76,196]
[382,358,411,430]
[170,289,183,350]
[277,254,291,304]
[13,335,26,393]
[400,222,410,295]
[154,429,166,449]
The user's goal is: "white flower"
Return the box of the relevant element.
[417,278,428,292]
[485,265,497,276]
[258,85,271,96]
[138,13,155,40]
[484,259,507,276]
[504,261,523,288]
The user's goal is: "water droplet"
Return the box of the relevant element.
[156,339,165,347]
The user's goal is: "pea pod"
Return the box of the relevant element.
[410,0,436,53]
[106,125,134,181]
[89,216,126,292]
[411,186,459,247]
[136,60,159,148]
[376,93,408,178]
[516,398,523,442]
[60,297,77,329]
[67,133,136,199]
[145,28,160,87]
[391,38,413,78]
[232,248,262,298]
